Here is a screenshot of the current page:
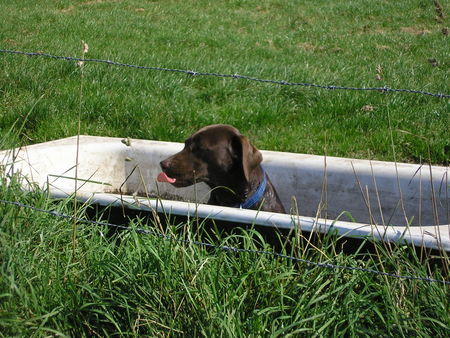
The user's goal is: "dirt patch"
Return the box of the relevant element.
[3,38,18,46]
[433,0,445,23]
[297,42,319,51]
[59,5,75,13]
[296,42,341,53]
[58,0,119,13]
[400,27,432,35]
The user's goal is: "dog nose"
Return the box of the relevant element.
[160,159,170,171]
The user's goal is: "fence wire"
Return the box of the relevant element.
[0,198,448,285]
[1,49,449,98]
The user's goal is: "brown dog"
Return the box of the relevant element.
[157,124,285,213]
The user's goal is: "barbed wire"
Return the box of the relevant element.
[0,197,448,285]
[1,49,449,98]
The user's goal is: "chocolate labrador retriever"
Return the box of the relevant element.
[157,124,285,213]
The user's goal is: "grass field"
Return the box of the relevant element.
[0,0,448,163]
[1,0,449,336]
[1,176,449,336]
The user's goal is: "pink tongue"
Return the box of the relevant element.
[157,172,176,184]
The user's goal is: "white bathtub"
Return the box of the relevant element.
[1,135,448,251]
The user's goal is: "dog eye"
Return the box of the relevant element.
[185,140,197,152]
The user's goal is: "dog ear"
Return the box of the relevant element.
[232,135,262,182]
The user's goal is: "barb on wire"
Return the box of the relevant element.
[1,49,449,98]
[0,198,448,285]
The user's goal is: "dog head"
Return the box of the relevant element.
[158,124,262,188]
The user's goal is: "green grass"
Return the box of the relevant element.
[1,180,449,336]
[0,0,448,163]
[1,0,449,335]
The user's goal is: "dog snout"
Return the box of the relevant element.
[160,159,171,171]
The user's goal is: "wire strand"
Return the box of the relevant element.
[1,49,448,98]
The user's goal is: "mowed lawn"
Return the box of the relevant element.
[0,0,449,336]
[0,0,448,163]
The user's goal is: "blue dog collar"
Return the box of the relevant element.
[240,168,267,209]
